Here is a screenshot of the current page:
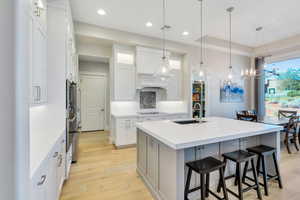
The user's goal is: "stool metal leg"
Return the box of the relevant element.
[217,158,227,193]
[272,152,283,189]
[256,156,261,176]
[205,173,210,197]
[237,163,243,200]
[234,165,239,186]
[251,159,262,200]
[242,161,249,184]
[200,173,205,200]
[219,168,229,200]
[262,156,269,196]
[185,168,192,200]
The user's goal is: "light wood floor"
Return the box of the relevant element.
[60,131,300,200]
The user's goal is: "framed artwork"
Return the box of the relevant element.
[220,80,244,103]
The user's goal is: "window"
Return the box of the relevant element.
[265,57,300,117]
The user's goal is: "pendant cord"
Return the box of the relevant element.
[229,10,232,69]
[200,0,203,65]
[162,0,166,59]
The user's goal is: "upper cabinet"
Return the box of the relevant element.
[65,5,78,83]
[112,45,136,101]
[30,0,48,105]
[136,47,170,75]
[32,0,47,32]
[166,58,183,100]
[136,47,163,75]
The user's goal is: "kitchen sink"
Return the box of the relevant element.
[174,120,207,125]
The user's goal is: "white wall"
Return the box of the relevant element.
[79,61,111,129]
[203,48,252,118]
[0,0,15,199]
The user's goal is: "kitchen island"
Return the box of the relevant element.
[136,117,283,200]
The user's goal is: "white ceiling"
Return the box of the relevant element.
[71,0,300,47]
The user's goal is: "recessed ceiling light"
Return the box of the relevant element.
[182,31,189,36]
[97,9,107,16]
[146,22,153,27]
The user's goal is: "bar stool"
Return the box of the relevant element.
[244,145,283,196]
[217,150,262,200]
[185,157,228,200]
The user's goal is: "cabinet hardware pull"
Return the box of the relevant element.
[37,86,41,101]
[37,175,46,186]
[58,155,63,167]
[53,152,59,158]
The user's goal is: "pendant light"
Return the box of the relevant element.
[198,0,206,82]
[226,7,234,84]
[155,0,172,80]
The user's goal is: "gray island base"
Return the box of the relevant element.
[136,117,283,200]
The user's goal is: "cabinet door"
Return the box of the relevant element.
[32,0,47,32]
[57,139,66,190]
[31,160,49,200]
[136,48,162,75]
[147,137,159,189]
[46,149,59,200]
[31,18,47,104]
[114,64,135,100]
[167,69,182,100]
[137,131,147,174]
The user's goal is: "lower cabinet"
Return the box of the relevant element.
[31,160,49,200]
[137,131,159,190]
[112,114,188,148]
[31,135,66,200]
[147,137,159,189]
[114,117,137,147]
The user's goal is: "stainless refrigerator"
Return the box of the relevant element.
[66,80,79,163]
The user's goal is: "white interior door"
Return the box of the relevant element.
[81,75,106,131]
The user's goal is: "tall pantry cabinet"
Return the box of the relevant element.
[30,0,48,105]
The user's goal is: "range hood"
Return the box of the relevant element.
[136,74,168,89]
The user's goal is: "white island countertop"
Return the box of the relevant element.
[136,117,283,150]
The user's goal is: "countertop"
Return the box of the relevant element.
[111,112,189,118]
[136,117,283,150]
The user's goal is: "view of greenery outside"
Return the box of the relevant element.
[265,58,300,117]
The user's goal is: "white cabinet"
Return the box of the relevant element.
[31,0,47,32]
[115,117,137,147]
[147,137,159,189]
[112,114,188,148]
[31,159,49,200]
[167,58,182,100]
[115,64,136,100]
[30,135,66,200]
[30,0,47,105]
[57,139,66,190]
[113,45,136,101]
[46,148,59,200]
[137,131,147,174]
[166,70,182,100]
[136,47,170,75]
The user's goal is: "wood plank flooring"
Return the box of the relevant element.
[60,131,300,200]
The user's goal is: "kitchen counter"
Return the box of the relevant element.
[136,117,283,200]
[136,117,282,149]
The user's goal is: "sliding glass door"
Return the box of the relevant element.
[265,58,300,117]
